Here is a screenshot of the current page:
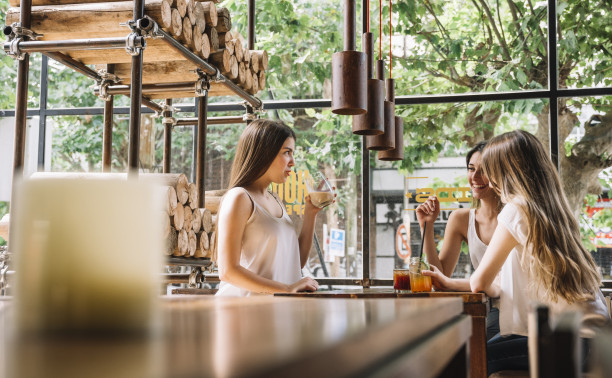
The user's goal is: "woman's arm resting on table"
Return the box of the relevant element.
[470,224,518,297]
[217,190,319,293]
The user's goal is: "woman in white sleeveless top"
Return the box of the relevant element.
[416,141,503,340]
[416,141,502,289]
[215,119,325,296]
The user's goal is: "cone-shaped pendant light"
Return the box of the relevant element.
[352,33,384,134]
[331,0,367,115]
[366,62,395,150]
[378,116,404,161]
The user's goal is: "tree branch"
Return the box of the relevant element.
[477,0,511,61]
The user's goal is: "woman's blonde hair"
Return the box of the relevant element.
[481,130,600,303]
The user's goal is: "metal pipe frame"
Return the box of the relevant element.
[4,37,128,53]
[102,65,114,172]
[162,99,172,173]
[155,27,262,109]
[360,0,370,287]
[12,0,32,175]
[37,55,48,169]
[196,95,207,209]
[547,0,559,169]
[127,0,145,177]
[248,0,255,50]
[175,116,245,126]
[95,82,197,95]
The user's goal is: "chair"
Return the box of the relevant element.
[528,305,582,378]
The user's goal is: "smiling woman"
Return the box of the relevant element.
[213,119,324,296]
[416,141,503,339]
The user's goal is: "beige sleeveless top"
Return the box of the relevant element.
[216,187,302,297]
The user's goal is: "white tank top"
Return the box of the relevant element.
[467,209,488,269]
[216,187,302,297]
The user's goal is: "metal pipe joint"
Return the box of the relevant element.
[3,22,42,60]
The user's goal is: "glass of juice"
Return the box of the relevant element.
[409,257,432,293]
[393,269,411,293]
[305,171,334,208]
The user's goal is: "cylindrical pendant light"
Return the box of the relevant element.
[378,116,404,161]
[331,0,367,115]
[366,62,395,150]
[351,5,384,134]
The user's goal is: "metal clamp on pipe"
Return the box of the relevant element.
[195,73,210,97]
[3,23,43,60]
[242,101,263,119]
[125,33,146,56]
[137,16,161,39]
[188,268,202,288]
[161,116,177,126]
[97,80,113,101]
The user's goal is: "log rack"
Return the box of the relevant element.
[5,0,263,274]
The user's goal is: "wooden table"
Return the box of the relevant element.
[276,289,489,378]
[1,296,471,378]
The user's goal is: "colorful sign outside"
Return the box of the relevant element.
[271,170,310,215]
[329,228,345,257]
[395,223,411,260]
[586,198,612,248]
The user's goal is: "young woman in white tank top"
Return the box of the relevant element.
[416,141,502,292]
[215,119,329,296]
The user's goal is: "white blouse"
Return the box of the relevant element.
[216,187,302,297]
[497,202,609,337]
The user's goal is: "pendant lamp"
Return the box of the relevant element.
[351,24,384,133]
[378,116,404,161]
[331,0,367,115]
[366,62,395,150]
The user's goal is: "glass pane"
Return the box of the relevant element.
[559,96,612,279]
[372,99,545,279]
[559,2,612,89]
[393,0,549,95]
[224,0,343,101]
[207,108,362,278]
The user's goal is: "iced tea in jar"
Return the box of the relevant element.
[409,257,432,293]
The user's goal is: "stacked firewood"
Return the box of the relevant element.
[162,174,225,259]
[151,0,268,95]
[5,0,268,95]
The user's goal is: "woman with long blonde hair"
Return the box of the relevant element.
[424,130,608,374]
[215,119,323,296]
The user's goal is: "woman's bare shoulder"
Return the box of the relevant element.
[446,208,470,235]
[220,187,253,215]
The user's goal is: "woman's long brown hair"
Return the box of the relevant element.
[228,119,296,189]
[481,130,600,303]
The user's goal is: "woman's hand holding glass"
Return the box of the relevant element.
[421,265,453,291]
[304,172,336,212]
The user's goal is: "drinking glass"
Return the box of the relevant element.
[393,269,411,293]
[305,171,334,208]
[409,257,432,293]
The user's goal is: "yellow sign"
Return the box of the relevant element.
[271,170,309,215]
[410,187,472,203]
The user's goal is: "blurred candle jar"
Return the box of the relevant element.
[409,257,432,293]
[10,176,164,335]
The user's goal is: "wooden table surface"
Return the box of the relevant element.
[276,288,489,378]
[1,295,471,378]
